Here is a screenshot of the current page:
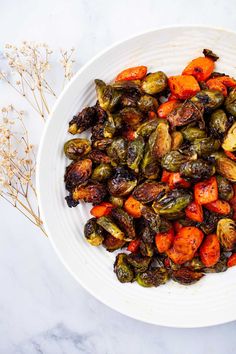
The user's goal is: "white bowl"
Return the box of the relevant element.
[37,26,236,328]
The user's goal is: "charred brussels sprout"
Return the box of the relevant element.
[185,257,204,271]
[225,88,236,116]
[167,100,204,129]
[103,234,126,252]
[64,138,91,160]
[119,107,143,129]
[88,149,111,164]
[161,150,195,172]
[106,137,127,166]
[84,218,105,246]
[141,71,168,95]
[217,218,236,251]
[152,189,192,217]
[190,137,221,157]
[141,146,160,180]
[171,268,204,285]
[92,138,113,151]
[209,109,230,138]
[216,175,234,201]
[72,182,106,204]
[68,106,97,134]
[171,131,184,150]
[91,163,112,182]
[138,94,159,112]
[111,208,136,240]
[215,154,236,182]
[136,268,169,287]
[126,254,151,273]
[222,121,236,152]
[191,89,224,113]
[180,159,215,181]
[159,218,173,232]
[181,125,207,141]
[97,216,124,240]
[64,159,92,191]
[199,210,222,235]
[114,253,134,283]
[108,168,137,197]
[127,136,145,172]
[95,79,121,112]
[148,120,171,159]
[136,119,159,138]
[133,181,169,204]
[140,240,154,257]
[141,206,161,233]
[109,196,124,208]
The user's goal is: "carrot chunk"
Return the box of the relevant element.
[168,172,190,189]
[206,78,227,96]
[124,196,142,218]
[199,234,220,267]
[227,253,236,267]
[182,57,215,81]
[224,150,236,161]
[127,239,141,253]
[185,201,203,222]
[157,100,180,118]
[168,75,200,99]
[115,66,147,82]
[90,202,113,218]
[217,76,236,88]
[155,228,174,253]
[194,176,218,205]
[205,199,231,215]
[161,170,171,183]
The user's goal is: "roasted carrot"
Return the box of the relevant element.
[168,75,200,99]
[182,56,215,81]
[148,111,157,120]
[199,234,220,267]
[224,150,236,161]
[205,199,231,215]
[230,184,236,220]
[206,78,227,96]
[161,170,171,183]
[194,176,218,205]
[115,66,147,82]
[155,228,174,253]
[124,196,142,218]
[157,100,180,118]
[127,239,141,253]
[168,93,179,101]
[168,172,191,189]
[185,201,203,222]
[90,202,113,218]
[217,76,236,88]
[122,128,136,141]
[227,253,236,267]
[173,221,183,233]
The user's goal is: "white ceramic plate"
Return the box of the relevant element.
[37,26,236,328]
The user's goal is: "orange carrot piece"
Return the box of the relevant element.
[185,201,203,222]
[199,234,220,267]
[217,76,236,88]
[161,170,171,183]
[115,66,147,82]
[124,196,142,218]
[205,199,231,215]
[173,221,183,233]
[230,184,236,220]
[194,176,218,205]
[122,128,136,141]
[227,253,236,267]
[168,75,200,100]
[127,239,141,253]
[168,172,191,189]
[148,111,158,120]
[157,100,180,118]
[90,202,113,218]
[155,228,174,253]
[224,150,236,161]
[206,78,227,96]
[182,57,215,81]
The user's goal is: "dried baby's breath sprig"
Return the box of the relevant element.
[60,47,76,88]
[0,106,46,236]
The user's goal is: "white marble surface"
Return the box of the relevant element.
[1,0,236,353]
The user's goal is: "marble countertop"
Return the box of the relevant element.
[1,0,236,353]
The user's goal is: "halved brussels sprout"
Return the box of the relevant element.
[95,79,121,112]
[64,159,92,191]
[140,240,154,257]
[84,218,105,246]
[64,138,91,160]
[141,145,160,180]
[120,107,143,129]
[138,94,159,112]
[108,168,137,197]
[159,218,173,233]
[68,106,97,134]
[92,138,113,151]
[127,136,145,172]
[72,182,107,204]
[88,149,111,164]
[171,268,204,285]
[171,131,183,150]
[136,119,160,138]
[225,88,236,116]
[141,71,168,95]
[191,89,224,113]
[209,109,230,138]
[91,163,112,182]
[190,137,221,157]
[180,159,215,181]
[103,234,126,252]
[167,100,204,129]
[217,218,236,251]
[152,189,192,217]
[216,175,234,201]
[111,208,136,240]
[161,150,196,172]
[97,216,124,240]
[126,254,151,273]
[133,181,169,203]
[114,253,134,283]
[181,125,207,141]
[141,206,161,233]
[222,121,236,152]
[140,225,153,244]
[215,154,236,182]
[136,268,169,287]
[148,120,171,159]
[109,196,124,208]
[199,210,222,235]
[185,257,204,271]
[106,137,128,166]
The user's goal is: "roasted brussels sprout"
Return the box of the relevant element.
[108,168,137,197]
[64,159,92,191]
[106,137,127,166]
[215,154,236,182]
[148,120,171,159]
[185,257,204,271]
[114,253,134,283]
[97,216,124,240]
[222,121,236,152]
[119,107,143,129]
[171,131,183,150]
[140,240,154,257]
[159,218,173,232]
[91,163,112,181]
[68,106,97,134]
[64,138,91,160]
[199,209,222,235]
[91,122,106,141]
[190,137,221,157]
[136,268,169,287]
[88,149,111,164]
[133,181,169,203]
[191,89,224,113]
[136,119,159,138]
[127,136,145,172]
[141,206,161,233]
[92,138,113,151]
[225,88,236,116]
[181,125,207,141]
[141,146,160,179]
[111,208,136,240]
[216,175,234,201]
[141,71,168,95]
[217,218,236,251]
[167,100,204,129]
[109,196,124,208]
[171,268,204,285]
[138,94,159,112]
[112,79,142,94]
[103,234,126,252]
[161,150,195,172]
[95,79,121,112]
[84,218,105,246]
[126,254,151,273]
[72,182,107,204]
[152,189,192,217]
[139,225,153,244]
[209,109,230,138]
[180,159,215,181]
